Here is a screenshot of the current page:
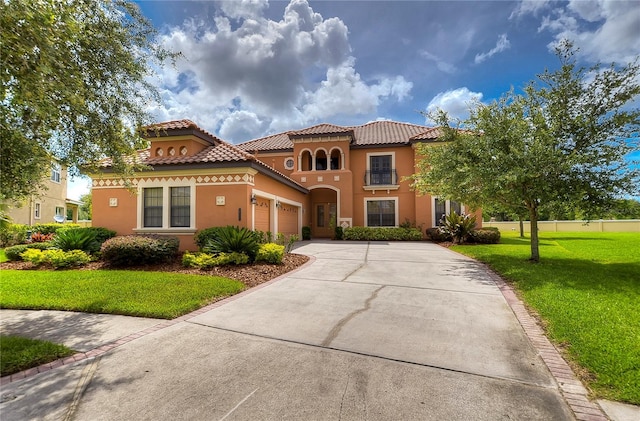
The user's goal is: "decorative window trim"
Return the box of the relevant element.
[136,179,196,230]
[51,162,61,183]
[364,197,398,227]
[284,157,295,170]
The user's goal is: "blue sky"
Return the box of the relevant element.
[68,0,640,199]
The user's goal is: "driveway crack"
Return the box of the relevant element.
[321,285,384,347]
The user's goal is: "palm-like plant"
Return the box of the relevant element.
[52,228,100,254]
[203,226,260,261]
[439,211,477,244]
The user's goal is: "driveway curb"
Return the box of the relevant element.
[467,255,610,421]
[0,255,317,386]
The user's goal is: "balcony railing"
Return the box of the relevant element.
[364,169,398,186]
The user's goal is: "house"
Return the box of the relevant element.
[91,119,480,250]
[4,162,82,225]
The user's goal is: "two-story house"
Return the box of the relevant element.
[4,162,82,225]
[90,119,480,250]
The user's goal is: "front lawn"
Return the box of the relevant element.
[451,232,640,405]
[0,270,244,319]
[0,335,75,377]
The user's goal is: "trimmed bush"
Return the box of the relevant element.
[425,227,452,242]
[334,226,344,240]
[5,242,53,261]
[203,226,260,261]
[469,228,501,244]
[0,224,28,247]
[342,227,423,241]
[182,251,249,269]
[52,228,100,253]
[32,223,80,235]
[256,243,285,264]
[302,226,311,240]
[83,227,117,244]
[101,235,179,267]
[21,249,91,269]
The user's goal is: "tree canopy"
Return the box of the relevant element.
[0,0,176,202]
[412,42,640,261]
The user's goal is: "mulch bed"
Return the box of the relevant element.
[0,253,310,289]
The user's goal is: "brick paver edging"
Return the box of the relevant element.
[0,255,317,386]
[481,263,609,421]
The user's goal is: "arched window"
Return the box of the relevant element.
[315,149,328,171]
[330,148,342,170]
[300,150,313,171]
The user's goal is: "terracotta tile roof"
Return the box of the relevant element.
[288,123,353,138]
[237,120,445,151]
[237,132,293,153]
[142,119,224,145]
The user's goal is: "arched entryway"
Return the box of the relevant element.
[309,187,338,238]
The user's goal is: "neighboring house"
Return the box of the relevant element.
[90,119,480,251]
[4,162,81,225]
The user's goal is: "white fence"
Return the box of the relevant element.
[483,220,640,233]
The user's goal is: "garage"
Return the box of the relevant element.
[278,203,299,237]
[254,198,271,233]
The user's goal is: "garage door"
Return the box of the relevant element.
[254,198,270,233]
[278,203,299,237]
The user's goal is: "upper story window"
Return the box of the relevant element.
[51,162,61,183]
[34,202,41,219]
[365,153,397,186]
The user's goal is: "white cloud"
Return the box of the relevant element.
[474,34,511,64]
[151,0,412,142]
[509,0,552,20]
[529,0,639,63]
[425,88,484,122]
[419,50,458,74]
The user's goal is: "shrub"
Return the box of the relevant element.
[256,243,285,264]
[0,224,28,247]
[439,212,477,244]
[30,232,54,243]
[286,234,299,253]
[194,227,224,250]
[334,226,344,240]
[302,226,311,240]
[32,223,80,235]
[182,251,249,269]
[342,227,423,241]
[425,227,452,242]
[83,227,117,244]
[203,226,260,261]
[51,228,99,253]
[101,235,179,267]
[469,228,501,244]
[4,242,53,261]
[21,249,91,269]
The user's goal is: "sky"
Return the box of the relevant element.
[68,0,640,199]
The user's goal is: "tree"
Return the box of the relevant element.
[79,192,92,220]
[412,42,640,262]
[0,0,176,202]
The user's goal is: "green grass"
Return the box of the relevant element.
[451,232,640,404]
[0,270,244,319]
[0,335,75,376]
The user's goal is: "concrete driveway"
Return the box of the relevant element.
[1,241,573,420]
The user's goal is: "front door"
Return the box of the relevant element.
[313,202,336,238]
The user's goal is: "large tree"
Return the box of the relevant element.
[412,43,640,262]
[1,0,176,201]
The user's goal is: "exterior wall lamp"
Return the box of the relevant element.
[250,194,257,205]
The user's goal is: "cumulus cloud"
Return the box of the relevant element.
[425,88,483,122]
[151,0,412,142]
[474,34,511,64]
[522,0,639,63]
